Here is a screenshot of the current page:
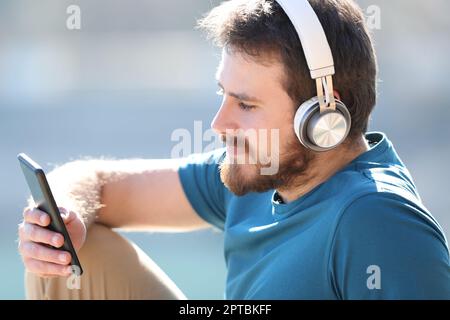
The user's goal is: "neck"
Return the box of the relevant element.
[277,135,370,203]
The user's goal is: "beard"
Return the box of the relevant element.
[219,133,317,196]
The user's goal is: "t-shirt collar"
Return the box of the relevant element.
[271,131,390,219]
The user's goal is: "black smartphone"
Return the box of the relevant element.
[18,153,83,276]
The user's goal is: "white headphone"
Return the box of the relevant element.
[276,0,351,152]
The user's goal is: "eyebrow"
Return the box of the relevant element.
[217,81,263,104]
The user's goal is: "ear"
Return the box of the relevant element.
[333,90,342,101]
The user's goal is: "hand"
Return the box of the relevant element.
[18,206,87,277]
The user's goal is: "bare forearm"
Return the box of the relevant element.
[44,159,169,229]
[42,157,205,231]
[45,159,107,229]
[94,158,181,229]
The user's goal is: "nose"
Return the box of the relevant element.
[211,98,238,136]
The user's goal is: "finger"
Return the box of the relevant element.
[23,257,73,277]
[61,210,78,224]
[19,222,64,248]
[20,241,72,265]
[58,207,68,217]
[23,208,50,227]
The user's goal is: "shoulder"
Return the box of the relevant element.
[329,161,440,239]
[328,192,450,299]
[177,148,227,194]
[335,192,446,247]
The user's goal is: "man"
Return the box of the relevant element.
[18,0,450,299]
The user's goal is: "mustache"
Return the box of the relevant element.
[220,134,247,145]
[220,134,251,153]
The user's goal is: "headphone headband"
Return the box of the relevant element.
[278,0,351,152]
[276,0,335,79]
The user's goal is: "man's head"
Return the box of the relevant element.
[198,0,377,196]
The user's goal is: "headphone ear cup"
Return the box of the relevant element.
[294,97,351,152]
[294,96,320,147]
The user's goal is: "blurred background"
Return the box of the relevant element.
[1,0,449,299]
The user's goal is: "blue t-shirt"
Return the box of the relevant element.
[178,132,450,299]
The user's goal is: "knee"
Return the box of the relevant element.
[25,224,186,300]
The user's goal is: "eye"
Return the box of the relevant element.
[216,88,224,96]
[239,102,256,111]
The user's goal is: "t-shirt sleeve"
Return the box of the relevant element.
[177,148,227,230]
[329,193,450,299]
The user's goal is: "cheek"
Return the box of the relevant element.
[270,127,297,157]
[248,123,294,158]
[266,114,296,154]
[237,113,264,131]
[239,108,295,153]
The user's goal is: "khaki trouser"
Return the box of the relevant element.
[25,224,187,300]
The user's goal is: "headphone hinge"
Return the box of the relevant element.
[316,75,336,113]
